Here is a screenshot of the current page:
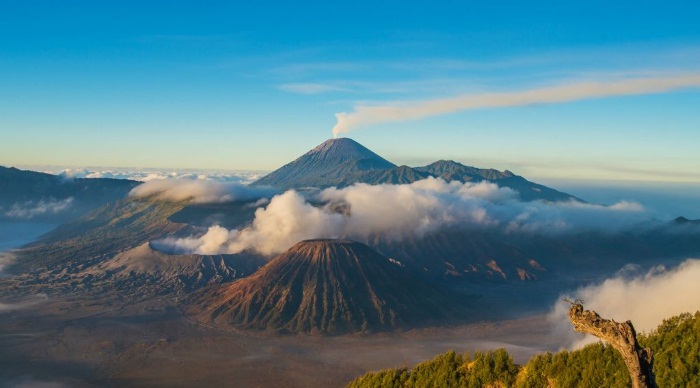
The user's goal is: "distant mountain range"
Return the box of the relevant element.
[252,138,579,202]
[0,166,139,222]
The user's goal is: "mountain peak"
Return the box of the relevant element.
[306,138,388,163]
[188,239,467,334]
[252,138,396,189]
[311,137,360,151]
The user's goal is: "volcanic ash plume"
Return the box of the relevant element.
[332,73,700,136]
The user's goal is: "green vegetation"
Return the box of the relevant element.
[640,312,700,387]
[519,343,629,387]
[349,349,517,388]
[349,311,700,388]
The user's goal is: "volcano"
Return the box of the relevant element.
[252,138,396,189]
[252,138,579,202]
[188,239,468,334]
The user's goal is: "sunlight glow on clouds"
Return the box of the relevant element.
[154,178,647,256]
[550,259,700,349]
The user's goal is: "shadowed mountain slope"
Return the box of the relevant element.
[189,239,470,334]
[0,166,139,221]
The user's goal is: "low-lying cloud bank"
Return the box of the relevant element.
[550,258,700,349]
[155,178,648,256]
[2,198,74,219]
[129,179,276,204]
[40,167,265,184]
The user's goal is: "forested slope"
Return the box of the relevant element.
[349,311,700,387]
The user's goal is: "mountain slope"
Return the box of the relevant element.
[6,198,267,300]
[83,242,265,297]
[0,166,139,221]
[415,160,579,202]
[364,230,547,282]
[189,239,469,334]
[11,196,188,273]
[252,138,396,189]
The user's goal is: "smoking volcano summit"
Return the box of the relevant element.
[252,137,579,202]
[252,137,396,189]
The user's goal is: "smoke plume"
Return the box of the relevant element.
[332,73,700,136]
[129,179,276,204]
[550,258,700,349]
[155,178,648,256]
[152,225,239,255]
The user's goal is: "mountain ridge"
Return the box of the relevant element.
[0,165,139,222]
[252,138,579,202]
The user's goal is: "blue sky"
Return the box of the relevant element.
[2,1,700,183]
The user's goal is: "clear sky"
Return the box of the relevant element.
[2,1,700,183]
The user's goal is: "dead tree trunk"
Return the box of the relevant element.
[568,303,657,388]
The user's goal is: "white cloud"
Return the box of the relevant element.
[154,178,648,256]
[153,225,239,255]
[332,72,700,136]
[47,167,265,184]
[129,179,276,204]
[549,259,700,349]
[4,198,74,219]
